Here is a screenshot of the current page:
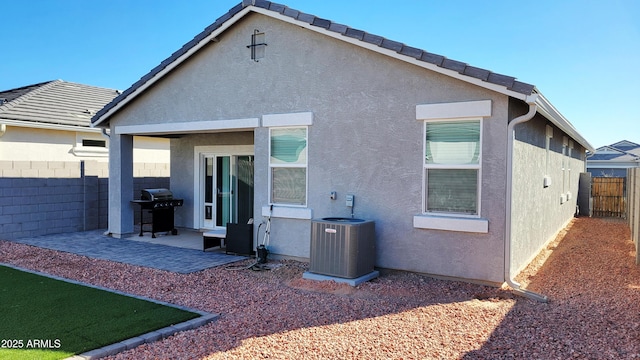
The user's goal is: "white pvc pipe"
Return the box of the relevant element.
[505,94,549,303]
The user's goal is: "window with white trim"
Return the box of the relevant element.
[269,127,307,206]
[423,119,481,215]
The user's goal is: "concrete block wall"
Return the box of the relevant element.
[0,160,169,240]
[0,177,86,238]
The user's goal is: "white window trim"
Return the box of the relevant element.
[415,100,491,233]
[262,112,314,220]
[262,205,312,220]
[72,133,109,157]
[416,100,491,120]
[262,112,313,127]
[413,214,488,233]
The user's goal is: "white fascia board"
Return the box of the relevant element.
[587,161,640,168]
[535,93,595,153]
[91,7,254,128]
[115,118,259,135]
[262,112,313,127]
[0,118,102,133]
[416,100,491,120]
[251,8,530,101]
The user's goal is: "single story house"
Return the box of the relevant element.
[587,140,640,178]
[0,80,169,177]
[92,1,594,292]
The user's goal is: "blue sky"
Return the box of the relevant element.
[1,0,638,148]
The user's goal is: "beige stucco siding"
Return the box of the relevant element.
[0,125,169,167]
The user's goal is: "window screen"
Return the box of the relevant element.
[270,127,307,205]
[424,120,481,215]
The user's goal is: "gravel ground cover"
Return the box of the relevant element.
[1,217,638,359]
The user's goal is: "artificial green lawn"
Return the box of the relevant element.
[0,265,199,360]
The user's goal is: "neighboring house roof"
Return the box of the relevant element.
[91,0,594,152]
[0,80,120,132]
[609,140,640,155]
[587,141,640,164]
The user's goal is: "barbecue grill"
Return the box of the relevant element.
[131,188,183,238]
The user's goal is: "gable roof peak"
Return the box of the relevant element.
[611,140,640,149]
[93,1,539,127]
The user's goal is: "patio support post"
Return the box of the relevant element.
[108,133,135,238]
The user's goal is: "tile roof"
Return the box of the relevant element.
[92,0,536,125]
[587,141,640,162]
[610,140,640,153]
[0,81,49,103]
[0,80,120,129]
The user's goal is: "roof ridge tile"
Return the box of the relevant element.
[268,3,287,13]
[253,0,272,9]
[296,11,315,24]
[344,28,365,40]
[380,38,403,52]
[420,52,445,66]
[328,22,348,34]
[363,33,384,46]
[463,66,491,81]
[399,45,423,59]
[312,17,332,30]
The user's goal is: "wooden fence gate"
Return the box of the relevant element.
[592,177,626,217]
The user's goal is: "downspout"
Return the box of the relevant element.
[100,127,111,236]
[505,94,549,303]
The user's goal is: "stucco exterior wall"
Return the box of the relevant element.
[170,132,254,227]
[510,101,586,275]
[106,13,532,283]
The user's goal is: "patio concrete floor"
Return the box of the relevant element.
[9,228,249,273]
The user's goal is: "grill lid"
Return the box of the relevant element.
[141,188,173,201]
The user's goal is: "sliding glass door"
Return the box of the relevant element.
[202,155,254,229]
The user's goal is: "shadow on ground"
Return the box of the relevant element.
[463,217,640,359]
